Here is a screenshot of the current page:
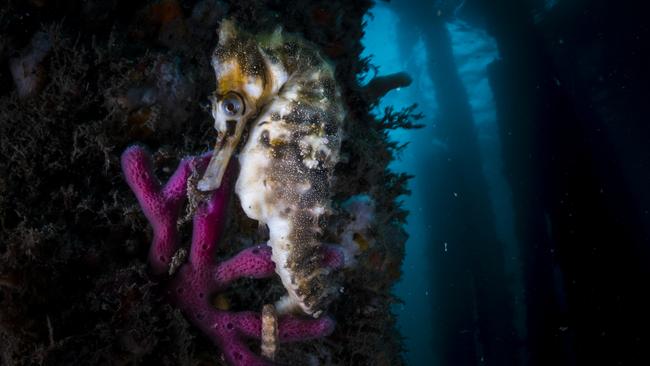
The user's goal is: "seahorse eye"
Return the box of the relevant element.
[221,93,243,116]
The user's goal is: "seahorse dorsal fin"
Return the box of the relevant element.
[268,26,283,47]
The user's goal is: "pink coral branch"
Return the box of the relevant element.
[214,245,276,289]
[121,145,339,366]
[188,170,232,267]
[121,146,211,274]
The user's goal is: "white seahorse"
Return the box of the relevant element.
[197,20,345,317]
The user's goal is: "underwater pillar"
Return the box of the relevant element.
[420,12,519,366]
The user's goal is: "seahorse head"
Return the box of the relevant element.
[198,20,290,191]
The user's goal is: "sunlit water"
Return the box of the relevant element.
[361,4,521,364]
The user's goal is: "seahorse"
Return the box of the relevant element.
[197,20,345,317]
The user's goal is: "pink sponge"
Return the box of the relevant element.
[121,145,342,365]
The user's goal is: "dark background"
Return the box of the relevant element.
[379,0,650,365]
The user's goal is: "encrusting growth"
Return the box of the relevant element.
[121,145,344,365]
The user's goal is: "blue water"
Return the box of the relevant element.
[361,4,523,364]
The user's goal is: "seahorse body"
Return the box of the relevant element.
[199,20,345,317]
